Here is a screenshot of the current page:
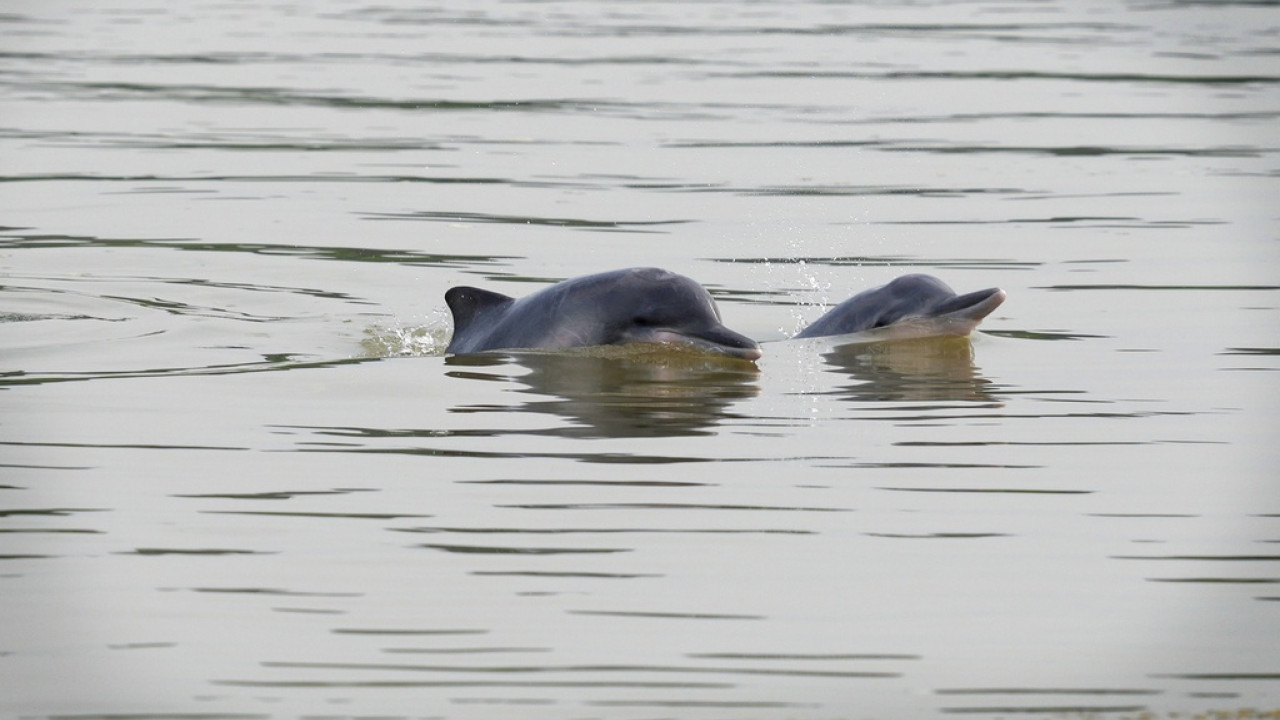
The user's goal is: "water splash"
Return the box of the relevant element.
[787,257,835,338]
[359,310,452,358]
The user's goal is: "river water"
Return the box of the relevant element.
[2,2,1278,719]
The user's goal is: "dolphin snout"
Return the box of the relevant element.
[643,328,762,361]
[716,342,763,361]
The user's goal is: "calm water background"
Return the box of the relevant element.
[2,1,1278,719]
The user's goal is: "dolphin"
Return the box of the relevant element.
[444,267,762,360]
[795,274,1006,340]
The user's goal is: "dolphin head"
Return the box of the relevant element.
[606,268,762,360]
[795,274,1006,340]
[444,267,762,359]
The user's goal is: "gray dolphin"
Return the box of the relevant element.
[445,267,762,360]
[795,274,1006,340]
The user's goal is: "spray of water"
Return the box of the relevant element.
[358,308,453,357]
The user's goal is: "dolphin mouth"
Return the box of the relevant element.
[933,287,1006,321]
[638,328,763,361]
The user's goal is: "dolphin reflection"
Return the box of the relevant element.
[811,335,999,403]
[445,347,760,439]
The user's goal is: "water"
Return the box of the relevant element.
[2,1,1278,718]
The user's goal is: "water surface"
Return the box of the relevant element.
[2,1,1278,719]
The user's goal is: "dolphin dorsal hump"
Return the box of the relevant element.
[445,286,514,334]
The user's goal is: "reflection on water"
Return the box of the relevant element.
[446,348,759,438]
[816,335,998,404]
